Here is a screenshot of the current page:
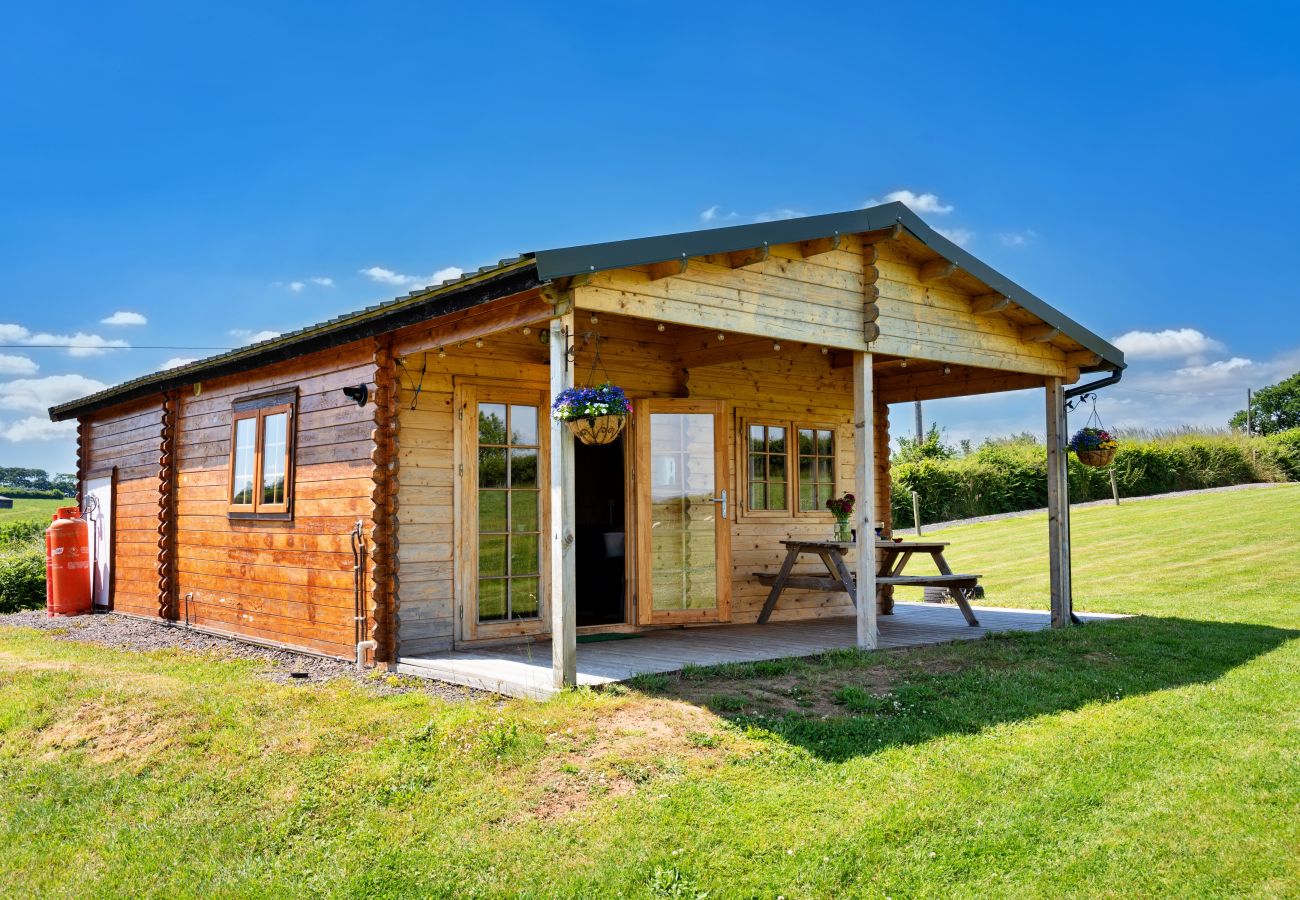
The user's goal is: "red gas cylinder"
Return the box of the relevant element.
[47,507,92,617]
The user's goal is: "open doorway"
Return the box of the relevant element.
[573,435,627,626]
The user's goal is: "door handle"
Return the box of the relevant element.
[710,489,728,520]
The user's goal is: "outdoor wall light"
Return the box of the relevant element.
[342,384,369,406]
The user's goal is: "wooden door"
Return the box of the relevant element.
[634,399,731,625]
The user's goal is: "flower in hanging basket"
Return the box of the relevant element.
[551,383,633,422]
[1067,427,1118,454]
[825,492,855,521]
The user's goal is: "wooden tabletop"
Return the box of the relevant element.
[778,539,951,551]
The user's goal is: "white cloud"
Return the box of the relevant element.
[359,265,465,289]
[27,332,129,357]
[310,277,333,287]
[230,329,281,345]
[287,281,305,292]
[100,311,147,326]
[2,416,76,442]
[161,357,197,370]
[867,190,954,215]
[698,205,801,225]
[0,354,37,375]
[0,374,108,413]
[997,230,1037,248]
[1173,357,1255,381]
[1111,328,1225,360]
[0,324,31,342]
[751,208,805,223]
[935,227,974,248]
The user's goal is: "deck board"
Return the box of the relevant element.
[395,601,1121,699]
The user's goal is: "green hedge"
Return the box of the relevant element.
[0,539,45,614]
[892,429,1299,528]
[0,488,68,499]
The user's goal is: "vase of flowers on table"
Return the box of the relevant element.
[826,492,855,542]
[1068,426,1118,467]
[551,383,633,446]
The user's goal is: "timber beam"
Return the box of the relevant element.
[799,233,843,258]
[918,258,958,283]
[1021,324,1061,343]
[878,369,1049,404]
[726,243,771,269]
[678,335,791,369]
[1066,350,1102,367]
[648,256,689,281]
[970,293,1010,315]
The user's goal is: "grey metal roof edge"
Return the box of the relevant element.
[534,202,1125,372]
[49,257,540,421]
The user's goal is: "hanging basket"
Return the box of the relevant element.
[1075,446,1117,468]
[566,414,627,446]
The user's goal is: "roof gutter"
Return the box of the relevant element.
[1064,366,1124,400]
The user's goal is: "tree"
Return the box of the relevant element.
[1230,372,1300,435]
[895,423,955,463]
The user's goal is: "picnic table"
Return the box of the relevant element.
[754,539,981,626]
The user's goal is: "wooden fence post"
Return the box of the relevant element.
[1046,377,1073,627]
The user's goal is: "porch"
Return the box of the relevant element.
[395,601,1119,699]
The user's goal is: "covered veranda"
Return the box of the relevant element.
[396,601,1121,699]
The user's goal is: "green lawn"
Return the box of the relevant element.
[0,498,63,525]
[1,487,1298,897]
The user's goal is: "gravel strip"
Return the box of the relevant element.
[914,482,1297,533]
[0,609,497,703]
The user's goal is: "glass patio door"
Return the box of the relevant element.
[634,399,731,625]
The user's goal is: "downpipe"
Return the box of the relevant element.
[350,519,374,672]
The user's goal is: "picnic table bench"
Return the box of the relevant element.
[753,539,981,626]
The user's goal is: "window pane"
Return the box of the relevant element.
[510,534,539,576]
[479,447,506,488]
[798,429,814,454]
[768,427,785,454]
[817,457,834,483]
[261,412,288,505]
[509,405,538,446]
[769,483,786,508]
[479,490,507,533]
[479,534,507,578]
[749,425,765,453]
[769,455,785,481]
[818,430,834,455]
[478,579,506,622]
[510,490,539,533]
[510,577,540,618]
[232,418,256,504]
[479,404,507,444]
[749,483,766,510]
[799,482,816,512]
[799,456,813,482]
[749,453,765,480]
[509,448,538,488]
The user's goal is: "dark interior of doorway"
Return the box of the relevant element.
[573,435,626,626]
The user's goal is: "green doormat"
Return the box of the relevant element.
[576,633,645,644]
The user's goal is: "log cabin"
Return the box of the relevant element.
[49,203,1125,697]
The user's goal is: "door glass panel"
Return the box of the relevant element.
[477,400,542,623]
[648,412,717,612]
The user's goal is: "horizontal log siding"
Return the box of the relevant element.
[173,345,377,657]
[84,399,165,618]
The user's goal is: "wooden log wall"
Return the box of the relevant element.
[81,398,166,618]
[170,345,377,657]
[369,337,399,662]
[156,391,179,619]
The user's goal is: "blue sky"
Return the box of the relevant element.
[2,1,1298,472]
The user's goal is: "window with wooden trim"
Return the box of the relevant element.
[229,392,296,517]
[745,423,788,512]
[797,427,837,512]
[739,417,838,517]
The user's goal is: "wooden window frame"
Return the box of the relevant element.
[737,414,839,521]
[228,390,297,520]
[739,417,792,518]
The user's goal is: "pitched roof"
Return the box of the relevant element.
[50,202,1123,421]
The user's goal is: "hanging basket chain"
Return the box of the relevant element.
[1067,391,1118,467]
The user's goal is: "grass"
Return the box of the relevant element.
[1,488,1299,896]
[0,498,63,525]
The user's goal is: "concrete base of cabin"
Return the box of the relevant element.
[394,602,1124,700]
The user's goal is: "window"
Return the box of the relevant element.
[798,427,836,512]
[746,423,787,512]
[229,392,295,517]
[740,417,838,517]
[476,401,541,623]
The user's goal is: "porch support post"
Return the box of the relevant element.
[1045,376,1073,627]
[853,351,878,650]
[549,309,577,689]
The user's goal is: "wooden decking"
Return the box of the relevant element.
[396,601,1118,699]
